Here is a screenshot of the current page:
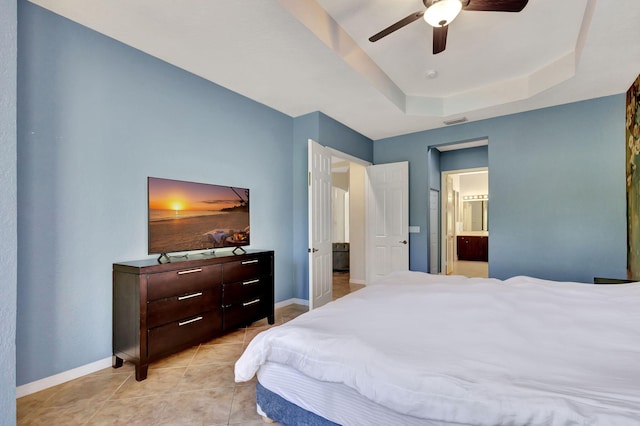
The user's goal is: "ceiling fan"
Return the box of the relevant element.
[369,0,529,54]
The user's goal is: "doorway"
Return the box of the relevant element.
[441,168,489,278]
[327,148,371,306]
[308,141,409,309]
[330,154,367,291]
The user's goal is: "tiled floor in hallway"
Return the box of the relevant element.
[452,260,488,278]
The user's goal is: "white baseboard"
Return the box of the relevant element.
[349,278,366,285]
[16,357,113,399]
[275,298,308,309]
[17,301,310,399]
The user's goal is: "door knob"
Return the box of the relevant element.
[399,240,407,245]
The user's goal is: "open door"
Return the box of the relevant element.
[445,175,455,275]
[365,161,409,284]
[308,140,333,309]
[429,189,439,273]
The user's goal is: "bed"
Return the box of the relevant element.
[234,271,640,425]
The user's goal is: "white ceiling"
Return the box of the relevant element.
[28,0,640,140]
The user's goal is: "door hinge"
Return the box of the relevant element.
[308,171,311,187]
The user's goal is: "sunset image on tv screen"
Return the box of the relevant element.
[148,177,249,254]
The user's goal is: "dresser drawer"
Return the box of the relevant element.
[222,277,267,305]
[147,264,222,301]
[223,257,271,283]
[147,288,220,329]
[147,310,221,358]
[223,297,267,330]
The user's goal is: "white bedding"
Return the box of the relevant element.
[235,271,640,425]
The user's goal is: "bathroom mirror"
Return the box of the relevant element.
[463,200,488,231]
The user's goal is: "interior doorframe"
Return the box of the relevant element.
[308,141,371,307]
[328,148,371,287]
[429,188,440,274]
[326,149,371,167]
[440,167,488,275]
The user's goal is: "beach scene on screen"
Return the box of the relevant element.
[148,177,249,253]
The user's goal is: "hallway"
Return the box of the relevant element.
[332,271,364,300]
[452,260,488,278]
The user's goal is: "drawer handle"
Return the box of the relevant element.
[177,268,203,275]
[243,298,260,307]
[243,279,260,286]
[178,292,203,301]
[178,316,203,326]
[241,260,259,265]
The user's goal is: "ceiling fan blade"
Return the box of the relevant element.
[461,0,528,12]
[433,25,448,54]
[369,10,425,42]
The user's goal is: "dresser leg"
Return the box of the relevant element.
[135,364,149,381]
[268,314,275,325]
[112,355,123,369]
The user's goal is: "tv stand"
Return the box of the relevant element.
[112,249,274,380]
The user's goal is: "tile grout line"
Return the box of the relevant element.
[18,306,318,425]
[225,327,246,426]
[86,368,138,424]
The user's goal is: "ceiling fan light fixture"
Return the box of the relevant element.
[424,0,462,27]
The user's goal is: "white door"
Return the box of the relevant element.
[365,161,409,284]
[308,140,333,309]
[445,175,455,275]
[429,189,439,273]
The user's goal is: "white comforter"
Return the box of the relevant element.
[235,272,640,425]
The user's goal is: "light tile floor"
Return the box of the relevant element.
[452,260,489,278]
[17,273,361,425]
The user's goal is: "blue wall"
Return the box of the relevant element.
[17,3,296,386]
[16,2,373,387]
[440,146,488,172]
[0,0,18,421]
[375,96,627,282]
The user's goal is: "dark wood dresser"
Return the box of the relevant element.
[112,250,274,380]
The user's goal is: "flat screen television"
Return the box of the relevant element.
[148,177,250,257]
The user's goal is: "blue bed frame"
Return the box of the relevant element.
[256,381,339,426]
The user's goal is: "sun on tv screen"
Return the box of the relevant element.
[148,177,250,255]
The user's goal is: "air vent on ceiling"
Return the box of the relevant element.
[443,117,468,126]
